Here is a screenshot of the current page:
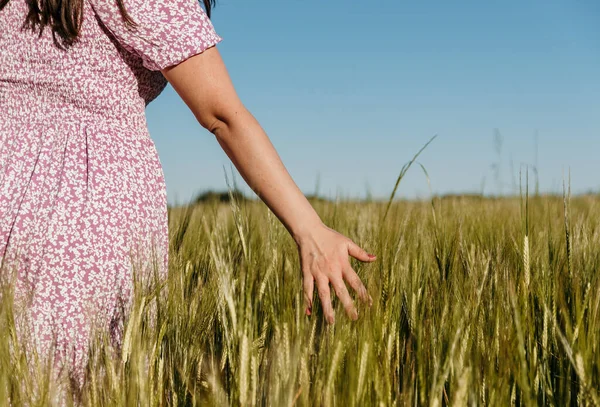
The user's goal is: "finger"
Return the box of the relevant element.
[344,266,372,307]
[303,272,314,315]
[330,276,358,320]
[315,277,335,324]
[347,240,376,263]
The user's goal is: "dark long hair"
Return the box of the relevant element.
[0,0,215,49]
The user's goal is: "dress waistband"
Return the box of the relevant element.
[1,80,149,131]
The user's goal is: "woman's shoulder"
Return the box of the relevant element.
[89,0,222,71]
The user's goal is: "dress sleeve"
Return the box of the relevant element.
[90,0,222,71]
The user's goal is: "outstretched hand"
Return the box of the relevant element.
[163,46,376,322]
[295,223,376,324]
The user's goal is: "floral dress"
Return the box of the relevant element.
[0,0,221,385]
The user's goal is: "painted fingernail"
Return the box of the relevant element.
[368,253,376,259]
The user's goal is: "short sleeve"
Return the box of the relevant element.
[90,0,222,71]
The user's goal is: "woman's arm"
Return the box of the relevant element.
[162,46,375,324]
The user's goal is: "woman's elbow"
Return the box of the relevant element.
[197,103,250,138]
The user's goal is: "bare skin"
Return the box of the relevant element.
[162,46,376,324]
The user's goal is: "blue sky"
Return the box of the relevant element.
[146,0,600,203]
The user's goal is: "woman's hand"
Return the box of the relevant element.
[163,48,376,323]
[295,223,376,324]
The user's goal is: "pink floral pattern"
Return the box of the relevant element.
[0,0,221,385]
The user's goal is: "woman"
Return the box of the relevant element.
[0,0,376,385]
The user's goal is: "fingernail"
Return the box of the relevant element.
[353,309,359,320]
[368,295,373,306]
[368,253,376,259]
[305,307,312,316]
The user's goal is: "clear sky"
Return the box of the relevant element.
[145,0,600,204]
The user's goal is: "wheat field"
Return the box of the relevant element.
[1,188,600,405]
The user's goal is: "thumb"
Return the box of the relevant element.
[347,240,376,262]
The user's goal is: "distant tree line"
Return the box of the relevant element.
[192,190,331,204]
[194,189,248,204]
